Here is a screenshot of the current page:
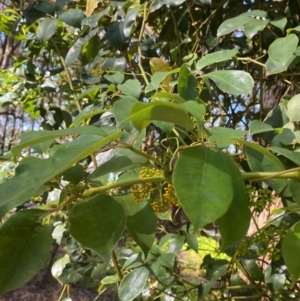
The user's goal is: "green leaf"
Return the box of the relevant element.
[178,65,198,101]
[105,72,125,84]
[246,146,286,193]
[37,18,58,43]
[270,17,287,33]
[250,120,275,134]
[173,145,234,230]
[113,97,138,132]
[58,9,85,28]
[153,92,185,103]
[116,195,157,256]
[206,71,254,95]
[123,6,140,37]
[208,127,247,148]
[268,146,300,166]
[217,14,252,36]
[0,209,52,295]
[126,101,194,131]
[288,179,300,205]
[167,235,185,256]
[282,221,300,286]
[69,194,126,261]
[241,260,264,281]
[119,266,149,301]
[244,19,268,39]
[217,160,250,251]
[118,79,141,99]
[268,34,298,68]
[180,101,206,133]
[158,253,175,270]
[89,154,148,182]
[216,138,285,169]
[287,94,300,122]
[12,125,115,157]
[0,131,121,215]
[196,49,238,71]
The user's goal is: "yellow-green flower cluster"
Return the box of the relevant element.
[246,184,274,213]
[151,183,180,214]
[131,167,161,203]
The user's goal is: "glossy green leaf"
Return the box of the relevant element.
[173,145,234,230]
[282,221,300,286]
[244,19,268,39]
[196,49,238,70]
[246,146,286,193]
[288,179,300,205]
[58,9,84,28]
[178,64,198,101]
[0,209,52,295]
[12,126,117,157]
[126,101,194,131]
[265,57,287,75]
[89,153,148,182]
[37,18,58,43]
[217,160,250,251]
[106,21,128,50]
[51,255,70,279]
[158,253,175,270]
[268,146,300,166]
[154,92,185,103]
[206,71,254,95]
[123,6,140,37]
[69,194,126,261]
[81,6,110,27]
[119,266,149,301]
[217,14,252,36]
[167,235,185,256]
[151,261,167,284]
[269,34,298,68]
[218,138,285,169]
[116,195,156,256]
[241,260,264,281]
[287,94,300,122]
[208,127,247,148]
[270,17,287,33]
[180,101,206,133]
[118,79,141,99]
[113,97,138,132]
[250,120,275,134]
[0,131,121,215]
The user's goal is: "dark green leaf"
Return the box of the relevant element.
[282,221,300,286]
[118,79,141,99]
[113,97,138,132]
[178,64,198,101]
[288,179,300,205]
[158,253,175,270]
[58,9,85,28]
[268,146,300,166]
[119,266,149,301]
[106,21,129,50]
[217,160,250,251]
[37,18,58,43]
[167,235,185,256]
[173,145,234,230]
[69,194,126,261]
[0,209,52,295]
[126,101,194,131]
[246,146,286,193]
[116,195,157,256]
[123,6,140,37]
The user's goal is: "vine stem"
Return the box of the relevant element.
[241,167,300,181]
[137,4,150,85]
[82,176,166,198]
[51,38,82,112]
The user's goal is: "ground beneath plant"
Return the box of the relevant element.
[0,269,114,301]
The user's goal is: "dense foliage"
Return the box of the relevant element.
[2,0,300,300]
